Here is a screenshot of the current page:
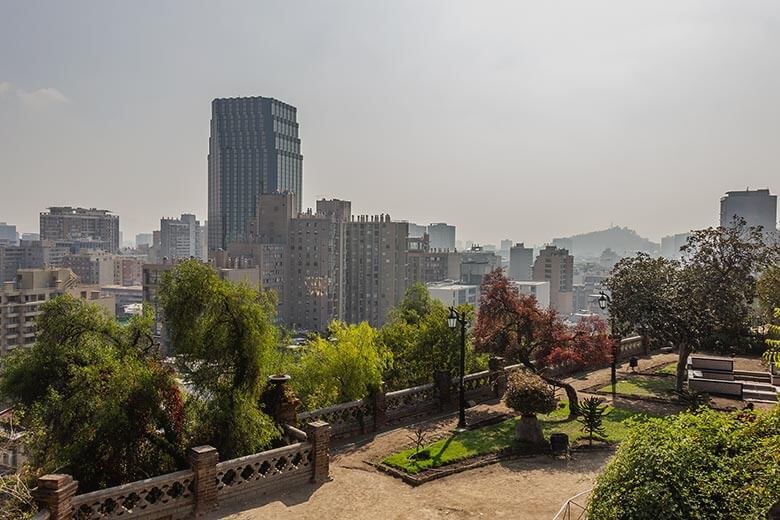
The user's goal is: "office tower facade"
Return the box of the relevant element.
[208,96,303,252]
[660,233,691,260]
[719,189,777,235]
[40,207,120,252]
[459,246,501,285]
[509,243,534,281]
[427,223,456,251]
[135,233,153,248]
[345,215,409,327]
[160,214,203,261]
[0,223,17,246]
[0,240,69,283]
[532,245,574,315]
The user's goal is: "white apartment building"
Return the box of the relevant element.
[427,282,480,309]
[512,280,551,309]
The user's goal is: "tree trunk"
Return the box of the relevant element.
[515,415,545,445]
[676,343,692,392]
[518,357,580,417]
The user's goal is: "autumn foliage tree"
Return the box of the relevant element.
[473,269,612,416]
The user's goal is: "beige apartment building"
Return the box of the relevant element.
[0,268,115,354]
[532,245,574,315]
[344,215,409,327]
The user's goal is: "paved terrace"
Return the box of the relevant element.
[208,353,694,520]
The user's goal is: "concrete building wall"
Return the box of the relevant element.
[427,223,456,251]
[512,280,551,309]
[720,189,777,237]
[509,243,533,281]
[345,215,409,327]
[427,282,479,309]
[532,245,574,315]
[40,207,120,252]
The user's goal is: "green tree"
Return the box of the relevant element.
[158,259,280,459]
[757,265,780,322]
[381,284,486,390]
[589,406,780,520]
[764,308,780,370]
[290,321,391,409]
[577,397,608,446]
[680,217,778,352]
[0,296,187,491]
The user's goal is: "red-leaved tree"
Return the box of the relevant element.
[536,315,613,372]
[473,269,612,417]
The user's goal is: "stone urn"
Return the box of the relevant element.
[515,414,545,445]
[262,374,301,428]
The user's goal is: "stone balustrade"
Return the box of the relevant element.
[31,422,331,520]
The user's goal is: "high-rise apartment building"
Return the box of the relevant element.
[345,215,409,327]
[427,223,456,251]
[719,189,777,236]
[509,243,534,281]
[63,251,115,286]
[532,245,574,315]
[208,96,303,252]
[40,207,120,252]
[160,214,203,261]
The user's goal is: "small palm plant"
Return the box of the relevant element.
[577,397,609,446]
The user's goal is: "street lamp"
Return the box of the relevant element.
[447,306,468,431]
[596,291,619,389]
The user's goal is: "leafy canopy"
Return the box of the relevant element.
[381,283,485,390]
[0,296,186,491]
[158,260,280,458]
[289,321,391,409]
[504,371,556,417]
[589,406,780,520]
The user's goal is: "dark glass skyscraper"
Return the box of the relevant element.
[208,96,303,251]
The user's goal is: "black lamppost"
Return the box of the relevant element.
[448,307,468,431]
[597,291,619,389]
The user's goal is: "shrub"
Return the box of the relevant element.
[577,397,609,446]
[588,406,780,519]
[504,371,556,417]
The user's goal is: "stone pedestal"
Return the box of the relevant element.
[262,374,302,428]
[190,445,218,515]
[305,421,331,484]
[32,474,78,520]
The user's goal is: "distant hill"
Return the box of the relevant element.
[551,226,659,258]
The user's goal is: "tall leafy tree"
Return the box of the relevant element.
[381,284,485,390]
[290,321,391,409]
[0,296,187,491]
[158,260,280,459]
[757,264,780,322]
[680,217,778,352]
[472,269,606,416]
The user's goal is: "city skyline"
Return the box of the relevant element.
[2,1,780,245]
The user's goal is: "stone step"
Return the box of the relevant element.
[743,389,778,402]
[733,371,771,383]
[742,382,777,392]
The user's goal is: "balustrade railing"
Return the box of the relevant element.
[215,442,312,501]
[71,469,195,520]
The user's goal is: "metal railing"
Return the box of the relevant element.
[552,489,591,520]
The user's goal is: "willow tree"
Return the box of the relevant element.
[158,260,281,458]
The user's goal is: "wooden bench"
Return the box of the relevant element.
[690,356,734,372]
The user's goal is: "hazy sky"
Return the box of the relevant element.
[1,1,778,246]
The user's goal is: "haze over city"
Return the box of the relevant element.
[2,0,779,245]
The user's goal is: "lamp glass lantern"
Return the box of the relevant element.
[447,308,458,329]
[598,292,609,310]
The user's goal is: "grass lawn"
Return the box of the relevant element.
[597,377,676,398]
[655,363,680,376]
[382,402,653,474]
